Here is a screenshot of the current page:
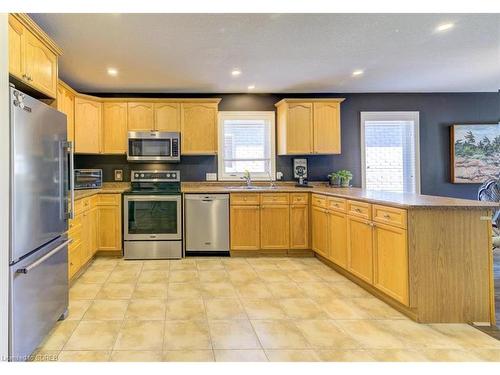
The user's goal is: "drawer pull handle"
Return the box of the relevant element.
[355,208,361,212]
[383,213,391,219]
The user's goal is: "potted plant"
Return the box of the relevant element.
[327,172,340,187]
[337,170,353,187]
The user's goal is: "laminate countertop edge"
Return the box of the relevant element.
[180,183,499,210]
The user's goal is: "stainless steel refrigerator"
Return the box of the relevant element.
[9,87,73,361]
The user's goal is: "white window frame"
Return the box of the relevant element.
[360,111,421,194]
[217,111,276,181]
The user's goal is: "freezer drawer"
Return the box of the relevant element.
[185,194,229,252]
[9,236,69,361]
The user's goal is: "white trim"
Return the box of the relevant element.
[217,111,276,181]
[0,13,10,361]
[360,111,421,194]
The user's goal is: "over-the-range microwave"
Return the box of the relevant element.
[127,131,180,163]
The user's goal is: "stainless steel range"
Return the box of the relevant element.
[123,170,182,259]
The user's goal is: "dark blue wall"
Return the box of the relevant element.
[76,92,500,200]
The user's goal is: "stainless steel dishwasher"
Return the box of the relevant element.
[184,194,230,254]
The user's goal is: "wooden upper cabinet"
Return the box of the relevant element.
[8,14,61,99]
[57,83,75,143]
[313,102,341,154]
[74,96,102,154]
[128,102,154,131]
[8,15,24,79]
[277,101,313,155]
[181,102,218,155]
[103,102,128,154]
[275,99,344,155]
[154,103,180,131]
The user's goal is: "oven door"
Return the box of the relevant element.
[127,131,179,162]
[124,195,182,241]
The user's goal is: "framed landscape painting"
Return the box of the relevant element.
[450,123,500,183]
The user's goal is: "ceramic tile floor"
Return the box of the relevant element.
[32,256,500,362]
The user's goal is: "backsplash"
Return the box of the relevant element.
[74,154,338,183]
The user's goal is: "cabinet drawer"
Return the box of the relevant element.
[372,205,407,229]
[98,194,121,205]
[90,195,99,208]
[74,198,90,215]
[261,193,289,205]
[230,193,260,206]
[311,194,327,208]
[290,193,309,205]
[347,200,372,219]
[327,197,346,212]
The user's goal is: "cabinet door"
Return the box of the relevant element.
[8,15,24,80]
[311,206,329,258]
[373,223,409,305]
[98,206,122,251]
[154,103,180,131]
[75,97,102,154]
[230,205,260,250]
[90,207,99,256]
[57,85,75,143]
[128,102,154,131]
[103,102,128,154]
[286,102,313,154]
[313,102,341,154]
[181,103,217,155]
[68,241,82,279]
[328,210,348,268]
[261,205,290,250]
[347,216,373,284]
[24,31,58,98]
[81,211,92,265]
[290,204,309,249]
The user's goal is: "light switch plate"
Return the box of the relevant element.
[276,171,283,180]
[206,173,217,181]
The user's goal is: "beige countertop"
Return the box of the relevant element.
[181,182,499,209]
[74,182,130,200]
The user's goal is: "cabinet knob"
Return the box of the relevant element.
[355,208,361,212]
[383,213,391,219]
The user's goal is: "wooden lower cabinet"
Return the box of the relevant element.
[373,222,409,305]
[290,204,309,249]
[68,194,122,279]
[97,195,122,251]
[328,210,348,268]
[311,206,329,258]
[260,205,290,250]
[347,215,374,284]
[230,205,260,250]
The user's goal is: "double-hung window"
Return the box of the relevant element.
[218,111,276,181]
[360,111,420,194]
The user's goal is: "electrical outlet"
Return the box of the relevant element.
[206,173,217,181]
[114,169,123,181]
[276,171,283,180]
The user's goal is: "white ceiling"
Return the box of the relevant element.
[30,13,500,93]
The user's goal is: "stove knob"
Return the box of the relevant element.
[134,173,139,178]
[166,173,171,178]
[140,174,144,177]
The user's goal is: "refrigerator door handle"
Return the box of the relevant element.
[66,141,75,220]
[16,239,72,274]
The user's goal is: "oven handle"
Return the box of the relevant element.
[124,195,181,202]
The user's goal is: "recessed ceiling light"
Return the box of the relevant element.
[248,84,255,90]
[231,69,241,77]
[352,70,364,77]
[435,23,454,32]
[107,67,118,76]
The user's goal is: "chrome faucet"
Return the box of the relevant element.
[243,170,252,188]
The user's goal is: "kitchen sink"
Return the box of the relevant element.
[226,185,277,190]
